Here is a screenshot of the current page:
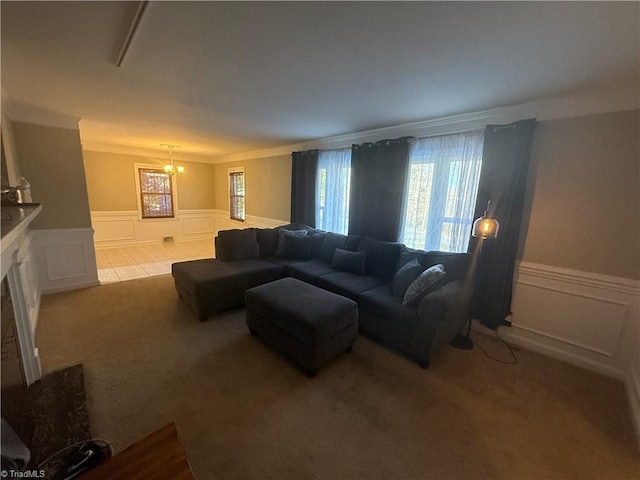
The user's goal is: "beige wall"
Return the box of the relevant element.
[213,111,639,280]
[522,109,639,279]
[1,112,22,186]
[213,154,291,221]
[12,121,92,230]
[83,151,216,211]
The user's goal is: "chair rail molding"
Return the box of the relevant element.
[30,228,99,294]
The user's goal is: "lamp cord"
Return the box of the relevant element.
[473,327,519,365]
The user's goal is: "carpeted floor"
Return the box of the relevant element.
[36,275,639,479]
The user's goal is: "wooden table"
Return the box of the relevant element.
[80,423,194,480]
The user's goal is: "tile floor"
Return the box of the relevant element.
[96,238,214,284]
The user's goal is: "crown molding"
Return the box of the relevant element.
[208,84,638,164]
[2,97,80,131]
[81,142,217,164]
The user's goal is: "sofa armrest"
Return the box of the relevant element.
[409,280,472,367]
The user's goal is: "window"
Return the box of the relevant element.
[400,129,484,252]
[316,147,351,234]
[229,167,245,221]
[138,168,174,219]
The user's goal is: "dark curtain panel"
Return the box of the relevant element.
[349,137,411,241]
[470,119,537,330]
[290,149,319,226]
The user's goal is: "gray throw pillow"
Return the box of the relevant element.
[275,229,308,257]
[391,259,425,298]
[331,248,366,275]
[402,264,446,306]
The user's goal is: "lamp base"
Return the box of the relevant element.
[450,334,474,350]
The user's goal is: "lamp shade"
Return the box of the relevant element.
[472,216,499,239]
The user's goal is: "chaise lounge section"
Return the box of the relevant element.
[171,224,472,368]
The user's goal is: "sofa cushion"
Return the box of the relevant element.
[287,259,338,285]
[403,264,446,306]
[256,228,280,258]
[171,258,285,316]
[359,284,418,349]
[310,233,326,259]
[319,232,360,263]
[331,248,366,275]
[279,234,312,260]
[416,251,472,283]
[216,228,259,262]
[317,271,386,301]
[357,237,402,281]
[276,229,308,256]
[391,258,424,298]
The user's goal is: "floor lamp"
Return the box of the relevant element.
[451,201,499,350]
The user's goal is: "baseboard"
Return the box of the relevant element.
[40,279,101,295]
[495,325,626,380]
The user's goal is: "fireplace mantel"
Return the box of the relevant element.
[1,203,43,385]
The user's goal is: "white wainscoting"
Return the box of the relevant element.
[503,261,638,379]
[496,261,640,446]
[30,228,100,294]
[92,209,219,248]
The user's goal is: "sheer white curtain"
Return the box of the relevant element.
[400,129,484,252]
[316,147,351,234]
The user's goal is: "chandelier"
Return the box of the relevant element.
[161,144,184,175]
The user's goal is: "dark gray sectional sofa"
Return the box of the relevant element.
[171,223,473,368]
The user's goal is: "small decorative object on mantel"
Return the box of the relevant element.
[1,177,34,205]
[161,144,185,175]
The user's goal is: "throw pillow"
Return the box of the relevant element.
[331,248,366,275]
[357,237,402,281]
[280,234,312,260]
[319,232,360,263]
[275,229,308,257]
[391,259,425,298]
[402,264,446,306]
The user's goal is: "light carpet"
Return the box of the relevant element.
[36,275,639,479]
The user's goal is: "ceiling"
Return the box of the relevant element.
[2,1,638,160]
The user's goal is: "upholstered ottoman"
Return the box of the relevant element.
[245,277,358,376]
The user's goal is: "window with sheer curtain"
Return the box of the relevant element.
[400,129,484,252]
[316,147,351,234]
